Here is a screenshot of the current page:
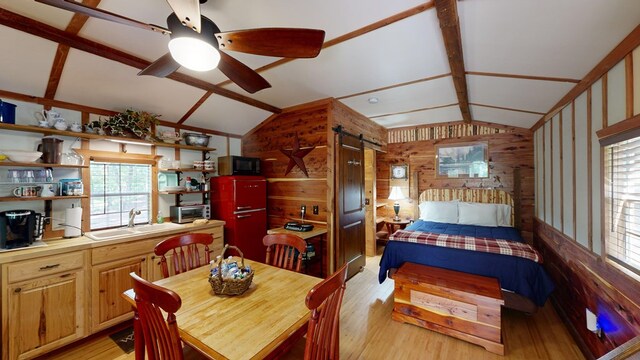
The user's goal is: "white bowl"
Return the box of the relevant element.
[2,150,42,163]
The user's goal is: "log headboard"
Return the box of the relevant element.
[418,188,515,226]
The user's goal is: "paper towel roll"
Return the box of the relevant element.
[64,206,82,238]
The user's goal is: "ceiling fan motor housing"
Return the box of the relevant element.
[167,13,220,43]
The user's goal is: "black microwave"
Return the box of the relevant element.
[218,156,261,176]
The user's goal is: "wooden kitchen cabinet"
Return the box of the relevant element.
[90,254,148,333]
[2,251,87,360]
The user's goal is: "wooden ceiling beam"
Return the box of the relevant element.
[369,103,458,119]
[469,103,546,116]
[435,0,472,123]
[0,7,281,114]
[336,73,450,100]
[44,0,102,100]
[466,71,580,84]
[178,91,213,124]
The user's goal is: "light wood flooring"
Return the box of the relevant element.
[40,254,584,360]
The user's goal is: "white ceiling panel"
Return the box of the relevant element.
[470,105,540,129]
[460,0,640,79]
[224,10,450,108]
[0,0,73,30]
[0,26,58,97]
[372,105,463,129]
[55,49,206,121]
[186,95,271,135]
[468,75,574,114]
[340,76,457,118]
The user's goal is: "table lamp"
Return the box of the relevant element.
[388,186,405,221]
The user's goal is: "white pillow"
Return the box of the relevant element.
[458,202,498,227]
[419,201,458,224]
[496,204,512,227]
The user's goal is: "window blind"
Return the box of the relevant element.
[604,136,640,274]
[90,162,151,230]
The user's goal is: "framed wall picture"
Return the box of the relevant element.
[391,164,408,179]
[436,142,488,178]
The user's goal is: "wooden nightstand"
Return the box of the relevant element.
[384,218,411,235]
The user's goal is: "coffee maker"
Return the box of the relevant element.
[0,210,44,249]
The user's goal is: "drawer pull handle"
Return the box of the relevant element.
[14,287,21,293]
[39,264,61,271]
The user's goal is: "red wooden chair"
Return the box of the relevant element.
[130,272,183,360]
[154,233,213,278]
[304,263,348,360]
[263,233,307,272]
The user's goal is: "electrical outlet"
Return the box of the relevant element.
[313,205,319,215]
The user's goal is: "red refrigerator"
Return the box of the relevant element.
[210,176,267,262]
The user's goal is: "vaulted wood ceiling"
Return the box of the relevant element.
[0,0,638,136]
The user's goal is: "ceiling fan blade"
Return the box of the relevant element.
[215,28,325,58]
[165,0,201,33]
[138,53,181,77]
[217,52,271,94]
[35,0,170,34]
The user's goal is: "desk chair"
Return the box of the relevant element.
[154,233,213,278]
[304,263,348,360]
[130,272,183,360]
[263,233,307,272]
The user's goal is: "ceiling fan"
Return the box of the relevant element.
[35,0,326,93]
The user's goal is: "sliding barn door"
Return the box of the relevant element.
[336,133,366,279]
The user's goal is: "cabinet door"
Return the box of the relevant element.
[7,270,86,360]
[91,256,147,332]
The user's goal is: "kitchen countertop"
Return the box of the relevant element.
[0,220,225,264]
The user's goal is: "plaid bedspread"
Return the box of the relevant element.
[389,229,542,263]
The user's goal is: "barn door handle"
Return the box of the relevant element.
[347,159,361,166]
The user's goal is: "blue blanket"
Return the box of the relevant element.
[379,220,554,306]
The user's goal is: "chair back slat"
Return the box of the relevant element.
[130,272,184,360]
[155,233,214,279]
[304,263,348,360]
[263,234,307,272]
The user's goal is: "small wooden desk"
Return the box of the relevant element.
[123,260,321,360]
[267,226,327,277]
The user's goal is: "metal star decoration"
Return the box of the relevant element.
[280,134,315,177]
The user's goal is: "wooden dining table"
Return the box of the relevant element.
[123,259,322,360]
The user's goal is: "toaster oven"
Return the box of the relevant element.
[170,205,210,224]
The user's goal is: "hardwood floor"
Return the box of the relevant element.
[42,254,584,360]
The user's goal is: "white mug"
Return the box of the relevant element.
[40,184,57,197]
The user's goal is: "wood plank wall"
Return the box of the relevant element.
[532,35,640,358]
[242,99,386,274]
[377,123,534,242]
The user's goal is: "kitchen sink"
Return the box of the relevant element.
[85,223,182,241]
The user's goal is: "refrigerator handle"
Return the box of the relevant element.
[237,214,252,219]
[237,206,252,210]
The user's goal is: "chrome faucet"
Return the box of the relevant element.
[128,208,141,228]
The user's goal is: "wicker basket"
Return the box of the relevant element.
[208,245,254,296]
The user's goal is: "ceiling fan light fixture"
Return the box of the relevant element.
[168,36,220,71]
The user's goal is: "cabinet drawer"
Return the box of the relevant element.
[92,238,158,265]
[7,251,85,283]
[194,225,223,240]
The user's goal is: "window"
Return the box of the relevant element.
[604,136,640,274]
[90,162,151,230]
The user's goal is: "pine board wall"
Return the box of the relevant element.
[532,32,640,358]
[242,98,386,274]
[377,122,535,242]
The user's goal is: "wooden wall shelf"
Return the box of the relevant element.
[159,190,207,195]
[0,195,88,202]
[0,162,88,168]
[0,123,216,152]
[159,168,217,173]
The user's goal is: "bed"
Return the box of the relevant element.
[379,188,554,313]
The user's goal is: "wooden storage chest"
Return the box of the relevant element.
[393,262,505,355]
